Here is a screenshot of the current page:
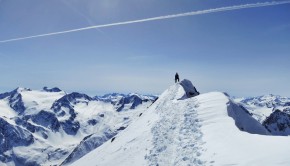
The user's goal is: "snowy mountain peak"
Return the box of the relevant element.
[0,87,27,99]
[71,80,290,166]
[0,87,156,165]
[237,94,290,108]
[14,87,32,93]
[99,93,126,98]
[94,93,157,112]
[263,109,290,135]
[71,79,201,166]
[2,81,290,166]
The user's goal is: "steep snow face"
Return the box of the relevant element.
[194,93,290,166]
[235,95,290,123]
[71,80,202,166]
[0,99,16,118]
[235,95,290,135]
[72,80,290,166]
[227,100,269,135]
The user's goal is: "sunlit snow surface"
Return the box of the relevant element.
[72,80,290,166]
[0,87,155,166]
[234,95,290,123]
[1,83,290,166]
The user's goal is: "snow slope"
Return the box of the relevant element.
[72,80,290,166]
[235,95,290,135]
[0,87,156,166]
[234,95,290,123]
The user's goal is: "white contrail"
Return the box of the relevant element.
[60,0,106,35]
[1,0,290,43]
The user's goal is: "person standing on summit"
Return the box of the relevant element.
[175,72,180,83]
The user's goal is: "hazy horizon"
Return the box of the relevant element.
[0,0,289,97]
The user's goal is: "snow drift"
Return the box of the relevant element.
[72,79,290,166]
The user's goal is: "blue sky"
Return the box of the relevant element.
[0,0,289,97]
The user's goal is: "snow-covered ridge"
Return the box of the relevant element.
[0,87,157,166]
[71,80,290,166]
[1,83,290,166]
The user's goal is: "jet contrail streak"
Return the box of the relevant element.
[1,1,290,43]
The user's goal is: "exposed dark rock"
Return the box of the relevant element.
[0,117,34,154]
[88,119,98,126]
[43,87,62,92]
[115,94,150,112]
[61,120,80,135]
[263,109,290,135]
[116,126,126,131]
[111,137,115,142]
[31,110,60,132]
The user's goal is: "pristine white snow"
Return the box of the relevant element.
[0,99,16,118]
[197,93,290,165]
[21,90,66,115]
[71,80,290,166]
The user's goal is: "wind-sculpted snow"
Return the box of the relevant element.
[179,79,200,98]
[3,83,290,165]
[71,80,290,166]
[227,100,269,135]
[71,80,206,166]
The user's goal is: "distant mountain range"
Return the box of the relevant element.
[0,87,157,165]
[234,94,290,135]
[1,86,290,165]
[70,80,290,166]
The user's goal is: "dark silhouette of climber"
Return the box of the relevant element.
[175,72,180,83]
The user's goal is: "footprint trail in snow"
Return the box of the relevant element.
[146,82,205,166]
